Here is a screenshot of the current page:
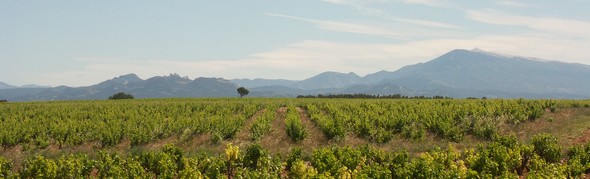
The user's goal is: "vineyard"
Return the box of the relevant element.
[1,98,590,178]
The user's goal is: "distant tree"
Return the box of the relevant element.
[0,99,7,102]
[237,87,249,98]
[108,92,134,100]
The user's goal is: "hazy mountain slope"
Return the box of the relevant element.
[4,48,590,100]
[291,71,361,90]
[249,85,308,97]
[231,78,297,88]
[0,74,238,101]
[340,81,414,95]
[386,49,590,97]
[0,88,46,101]
[0,82,16,90]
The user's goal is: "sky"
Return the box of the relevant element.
[2,0,590,87]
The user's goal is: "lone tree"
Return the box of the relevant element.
[237,87,249,98]
[108,92,134,100]
[0,99,7,103]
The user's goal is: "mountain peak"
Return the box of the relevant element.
[97,73,143,87]
[389,48,590,97]
[116,73,142,81]
[0,82,17,90]
[291,71,362,90]
[469,48,517,59]
[470,48,485,53]
[468,49,561,63]
[347,72,359,76]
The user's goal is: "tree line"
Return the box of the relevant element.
[297,93,450,99]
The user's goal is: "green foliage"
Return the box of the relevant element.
[250,108,276,141]
[136,144,183,178]
[402,121,425,141]
[527,155,568,178]
[4,134,590,178]
[466,143,521,176]
[410,146,483,178]
[285,105,307,141]
[0,98,574,148]
[56,154,93,178]
[2,98,590,178]
[108,92,134,100]
[21,155,58,179]
[567,142,590,177]
[96,152,127,178]
[243,143,267,169]
[290,159,318,178]
[0,99,260,147]
[0,156,13,178]
[531,133,562,163]
[285,147,302,170]
[237,87,249,98]
[312,147,343,175]
[304,99,557,143]
[178,157,203,179]
[306,103,346,141]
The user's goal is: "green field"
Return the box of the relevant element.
[1,98,590,178]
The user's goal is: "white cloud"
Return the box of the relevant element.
[497,1,538,8]
[392,17,459,29]
[467,10,590,38]
[321,0,386,16]
[265,13,411,40]
[42,31,590,87]
[33,8,590,87]
[400,0,446,7]
[321,0,458,29]
[322,0,348,5]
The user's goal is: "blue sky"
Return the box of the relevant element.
[2,0,590,86]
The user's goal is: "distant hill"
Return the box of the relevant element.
[0,73,238,101]
[20,84,51,88]
[0,82,16,90]
[368,49,590,98]
[340,81,414,96]
[245,48,590,98]
[230,78,297,88]
[290,71,361,90]
[3,48,590,101]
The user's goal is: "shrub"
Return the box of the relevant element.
[243,143,268,169]
[286,147,302,171]
[402,122,425,141]
[530,133,562,163]
[21,155,58,178]
[567,142,590,177]
[0,156,12,178]
[56,154,93,178]
[108,92,134,100]
[285,106,306,142]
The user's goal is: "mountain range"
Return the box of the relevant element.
[2,49,590,101]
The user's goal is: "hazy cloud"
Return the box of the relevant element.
[496,1,539,8]
[467,10,590,38]
[322,0,458,29]
[392,17,459,29]
[400,0,447,7]
[5,1,590,87]
[265,13,411,40]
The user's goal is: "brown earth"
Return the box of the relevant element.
[259,107,292,155]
